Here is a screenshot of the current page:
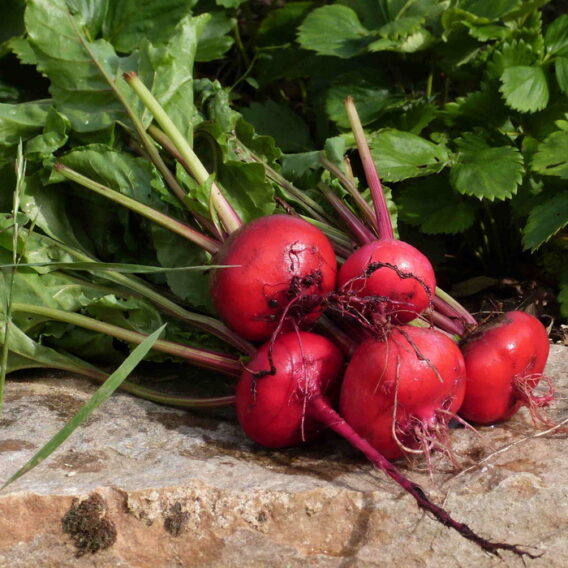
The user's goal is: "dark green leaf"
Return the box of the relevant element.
[556,57,568,94]
[450,133,524,200]
[102,0,197,53]
[241,101,313,153]
[257,2,313,47]
[195,12,235,62]
[500,65,549,113]
[297,5,373,58]
[368,129,450,182]
[458,0,521,21]
[531,130,568,178]
[326,83,400,128]
[522,191,568,250]
[0,102,49,147]
[398,176,479,234]
[544,14,568,57]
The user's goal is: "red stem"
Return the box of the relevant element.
[344,97,394,240]
[309,396,537,559]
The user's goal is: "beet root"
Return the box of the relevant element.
[210,215,337,342]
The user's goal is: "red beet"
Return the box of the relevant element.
[337,239,436,324]
[339,326,466,460]
[459,311,551,425]
[235,330,531,558]
[236,331,344,448]
[210,215,337,342]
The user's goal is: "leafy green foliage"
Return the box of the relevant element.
[297,5,373,58]
[450,134,524,200]
[368,129,450,182]
[500,65,549,112]
[523,191,568,250]
[531,130,568,178]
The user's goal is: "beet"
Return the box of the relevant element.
[210,215,337,342]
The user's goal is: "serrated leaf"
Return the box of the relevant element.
[486,40,535,80]
[531,130,568,178]
[556,57,568,94]
[397,177,479,234]
[459,0,521,21]
[522,191,568,250]
[257,1,312,47]
[326,83,400,128]
[544,14,568,57]
[297,5,372,58]
[241,101,312,153]
[450,135,524,200]
[500,65,549,113]
[368,129,450,182]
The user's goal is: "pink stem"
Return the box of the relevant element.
[344,97,394,240]
[309,396,536,559]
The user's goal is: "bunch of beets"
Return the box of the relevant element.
[59,81,556,558]
[207,99,554,559]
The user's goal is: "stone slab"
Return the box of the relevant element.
[0,345,566,567]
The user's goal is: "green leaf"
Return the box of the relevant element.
[531,130,568,178]
[297,5,372,58]
[378,16,424,39]
[24,0,137,132]
[241,101,313,153]
[458,0,521,21]
[544,14,568,57]
[102,0,198,53]
[486,40,536,80]
[1,323,166,489]
[522,191,568,250]
[326,82,400,128]
[500,65,549,113]
[195,12,235,62]
[450,134,524,200]
[0,102,49,147]
[150,225,211,310]
[556,57,568,94]
[397,177,479,234]
[257,2,313,47]
[24,107,70,161]
[58,146,171,210]
[368,129,450,182]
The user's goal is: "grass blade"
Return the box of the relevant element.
[1,323,167,490]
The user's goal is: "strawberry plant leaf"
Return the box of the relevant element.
[242,101,313,153]
[297,5,373,58]
[522,190,568,250]
[500,65,549,113]
[531,130,568,178]
[450,134,524,200]
[556,57,568,94]
[368,129,450,182]
[195,11,235,62]
[397,177,479,234]
[544,14,568,57]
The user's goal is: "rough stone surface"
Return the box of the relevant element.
[0,345,566,567]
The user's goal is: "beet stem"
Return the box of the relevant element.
[343,97,395,241]
[308,396,538,559]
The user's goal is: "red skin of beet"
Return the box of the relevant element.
[210,215,337,342]
[339,326,466,460]
[459,311,550,425]
[337,239,436,323]
[236,332,344,448]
